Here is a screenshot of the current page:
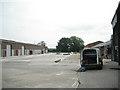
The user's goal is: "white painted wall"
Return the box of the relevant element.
[6,45,11,56]
[46,50,48,53]
[35,50,37,54]
[21,46,24,56]
[12,50,14,56]
[27,50,29,55]
[34,50,41,54]
[40,50,41,54]
[18,49,21,56]
[32,50,34,54]
[43,49,45,54]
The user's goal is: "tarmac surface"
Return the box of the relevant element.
[1,53,119,89]
[77,59,119,88]
[2,53,80,88]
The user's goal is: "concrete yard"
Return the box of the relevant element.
[2,53,80,88]
[77,59,119,88]
[2,53,119,88]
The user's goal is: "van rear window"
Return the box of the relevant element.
[83,49,97,64]
[83,50,96,55]
[83,50,97,59]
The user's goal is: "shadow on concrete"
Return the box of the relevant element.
[109,68,120,70]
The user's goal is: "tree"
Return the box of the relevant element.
[37,41,46,47]
[70,36,84,52]
[56,37,71,52]
[56,36,84,52]
[48,48,57,52]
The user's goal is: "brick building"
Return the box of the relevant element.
[0,39,48,57]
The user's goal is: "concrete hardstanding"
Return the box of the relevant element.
[2,53,80,88]
[77,59,118,88]
[2,53,118,88]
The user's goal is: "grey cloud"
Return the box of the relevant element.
[61,25,95,31]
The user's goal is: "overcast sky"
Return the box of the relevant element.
[0,0,119,48]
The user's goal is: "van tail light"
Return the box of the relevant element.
[82,59,88,64]
[86,59,88,64]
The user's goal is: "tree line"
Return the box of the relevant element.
[37,36,84,52]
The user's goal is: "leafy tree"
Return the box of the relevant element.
[56,36,84,52]
[70,36,84,52]
[37,41,46,47]
[56,37,71,52]
[48,48,57,52]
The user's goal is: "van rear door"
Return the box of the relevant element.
[82,49,97,64]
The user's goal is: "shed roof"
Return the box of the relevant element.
[84,41,104,48]
[92,40,111,48]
